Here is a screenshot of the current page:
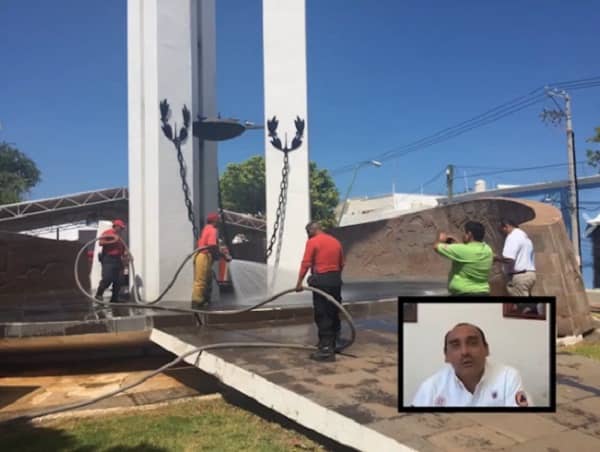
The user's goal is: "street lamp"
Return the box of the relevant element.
[337,160,383,226]
[193,117,264,141]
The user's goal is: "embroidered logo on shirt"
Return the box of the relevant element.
[515,391,528,407]
[491,391,498,399]
[434,396,446,407]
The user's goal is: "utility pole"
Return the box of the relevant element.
[542,88,581,271]
[446,164,454,199]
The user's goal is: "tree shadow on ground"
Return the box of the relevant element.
[0,420,168,452]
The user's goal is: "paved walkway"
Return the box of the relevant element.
[152,308,600,452]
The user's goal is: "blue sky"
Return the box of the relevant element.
[1,1,600,281]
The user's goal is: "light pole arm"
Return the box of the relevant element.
[337,165,361,226]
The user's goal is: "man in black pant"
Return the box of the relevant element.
[296,221,344,362]
[95,219,127,303]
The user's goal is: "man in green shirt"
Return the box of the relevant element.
[433,221,493,296]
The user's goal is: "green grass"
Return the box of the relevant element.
[564,342,600,362]
[0,398,326,452]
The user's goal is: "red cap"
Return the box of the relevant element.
[206,212,219,223]
[113,219,126,228]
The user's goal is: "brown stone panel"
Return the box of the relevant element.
[0,231,90,296]
[332,198,592,337]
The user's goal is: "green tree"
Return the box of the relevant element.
[586,126,600,170]
[0,142,41,204]
[220,155,339,229]
[309,161,339,229]
[220,155,266,215]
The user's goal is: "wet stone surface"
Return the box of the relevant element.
[156,305,600,451]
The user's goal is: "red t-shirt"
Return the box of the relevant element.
[100,228,125,257]
[299,232,344,279]
[197,224,218,254]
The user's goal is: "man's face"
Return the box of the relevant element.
[499,224,509,236]
[444,324,489,380]
[306,224,318,237]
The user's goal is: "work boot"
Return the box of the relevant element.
[310,343,335,362]
[335,336,350,353]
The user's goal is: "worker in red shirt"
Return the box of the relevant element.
[296,221,344,362]
[95,219,127,303]
[192,212,231,307]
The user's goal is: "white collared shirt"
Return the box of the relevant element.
[411,361,533,407]
[502,228,535,274]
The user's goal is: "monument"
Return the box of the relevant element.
[127,0,310,301]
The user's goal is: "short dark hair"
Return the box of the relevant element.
[464,221,485,241]
[499,218,518,228]
[305,221,320,232]
[444,323,488,353]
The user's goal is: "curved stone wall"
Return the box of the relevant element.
[0,197,593,338]
[332,198,593,337]
[0,231,90,295]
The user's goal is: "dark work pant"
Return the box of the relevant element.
[96,255,123,302]
[310,282,342,347]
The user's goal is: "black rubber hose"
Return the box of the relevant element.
[0,236,361,425]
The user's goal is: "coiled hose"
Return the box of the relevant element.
[0,236,356,424]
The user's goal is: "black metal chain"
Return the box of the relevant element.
[265,152,290,260]
[175,141,198,240]
[273,164,288,265]
[159,100,197,241]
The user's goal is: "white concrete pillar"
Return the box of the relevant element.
[192,0,219,224]
[263,0,311,292]
[128,0,217,301]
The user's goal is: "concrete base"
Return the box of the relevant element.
[0,290,197,352]
[0,280,445,359]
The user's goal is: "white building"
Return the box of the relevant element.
[338,193,440,227]
[20,222,99,242]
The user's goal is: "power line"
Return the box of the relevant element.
[456,161,587,172]
[548,94,565,114]
[408,167,448,194]
[333,94,547,174]
[567,82,600,92]
[406,161,590,195]
[331,76,600,175]
[462,162,589,179]
[380,97,547,162]
[331,93,546,175]
[555,78,600,88]
[551,75,600,86]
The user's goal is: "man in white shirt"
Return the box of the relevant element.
[494,218,536,296]
[411,323,532,407]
